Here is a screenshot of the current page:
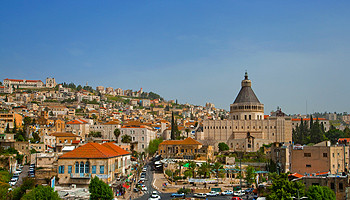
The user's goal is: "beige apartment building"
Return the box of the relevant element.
[199,72,293,152]
[291,141,349,175]
[90,120,121,140]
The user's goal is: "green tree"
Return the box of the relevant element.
[198,162,211,178]
[12,119,17,133]
[113,128,121,142]
[121,134,132,143]
[185,128,190,138]
[22,185,60,200]
[88,131,102,138]
[218,142,229,151]
[11,178,35,200]
[307,185,335,200]
[5,123,10,133]
[244,166,256,186]
[146,138,163,155]
[89,176,114,200]
[267,173,306,200]
[211,162,224,182]
[184,161,197,178]
[171,112,177,140]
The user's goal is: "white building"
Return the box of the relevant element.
[119,123,157,152]
[3,78,44,89]
[90,120,121,140]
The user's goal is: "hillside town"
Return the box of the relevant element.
[0,73,350,200]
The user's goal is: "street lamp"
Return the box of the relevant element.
[291,190,308,200]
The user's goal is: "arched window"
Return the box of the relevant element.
[80,161,84,173]
[75,162,79,173]
[85,162,90,173]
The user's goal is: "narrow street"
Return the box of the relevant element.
[15,165,28,187]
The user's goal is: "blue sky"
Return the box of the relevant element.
[1,1,350,114]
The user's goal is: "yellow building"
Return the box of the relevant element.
[0,112,23,132]
[57,142,131,188]
[158,137,214,160]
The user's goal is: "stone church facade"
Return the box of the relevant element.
[198,72,292,152]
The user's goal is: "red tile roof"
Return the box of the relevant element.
[49,132,80,137]
[66,119,88,124]
[59,142,121,159]
[288,173,303,178]
[292,118,327,121]
[102,142,131,156]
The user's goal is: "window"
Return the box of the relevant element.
[100,165,105,174]
[92,165,96,174]
[75,162,79,173]
[80,162,84,173]
[339,182,344,191]
[59,165,65,174]
[68,165,72,174]
[85,162,90,173]
[142,144,144,149]
[142,137,144,141]
[306,164,311,168]
[331,182,335,189]
[181,149,184,153]
[323,153,328,157]
[304,153,311,157]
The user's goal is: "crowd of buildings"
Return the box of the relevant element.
[0,74,350,199]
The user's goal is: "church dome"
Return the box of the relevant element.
[233,72,260,104]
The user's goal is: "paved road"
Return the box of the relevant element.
[15,165,28,187]
[133,164,256,200]
[133,164,156,200]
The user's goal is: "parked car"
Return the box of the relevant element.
[233,190,245,196]
[232,197,243,200]
[148,194,161,200]
[141,185,148,191]
[171,193,185,197]
[193,193,207,198]
[9,181,16,186]
[29,174,35,178]
[245,188,254,194]
[206,191,219,196]
[12,175,19,181]
[222,190,234,196]
[133,188,140,192]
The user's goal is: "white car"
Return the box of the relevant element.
[234,190,245,196]
[193,193,207,198]
[206,191,219,196]
[9,181,16,186]
[148,194,161,200]
[221,190,233,196]
[141,185,148,191]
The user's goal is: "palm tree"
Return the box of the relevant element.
[185,161,197,178]
[198,162,211,178]
[121,134,132,143]
[177,161,185,176]
[211,162,223,185]
[114,128,121,143]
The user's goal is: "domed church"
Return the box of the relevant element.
[199,72,292,152]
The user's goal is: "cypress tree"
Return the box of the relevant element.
[5,123,10,133]
[171,112,175,140]
[12,119,17,133]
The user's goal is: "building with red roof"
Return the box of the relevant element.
[65,119,91,141]
[57,142,131,188]
[3,78,44,89]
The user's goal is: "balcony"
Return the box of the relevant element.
[70,173,91,179]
